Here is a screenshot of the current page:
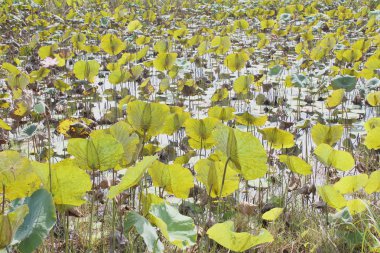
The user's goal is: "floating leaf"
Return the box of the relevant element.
[314,144,355,171]
[149,203,197,249]
[279,155,312,175]
[207,220,273,252]
[331,75,357,92]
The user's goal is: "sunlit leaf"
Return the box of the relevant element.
[207,220,273,252]
[0,205,29,250]
[279,155,312,175]
[149,203,197,249]
[67,132,124,171]
[213,125,268,180]
[333,174,368,194]
[314,144,355,171]
[108,156,157,199]
[260,127,295,149]
[317,185,347,210]
[262,208,283,221]
[194,155,239,198]
[148,161,194,199]
[32,159,91,207]
[73,60,100,83]
[311,123,344,146]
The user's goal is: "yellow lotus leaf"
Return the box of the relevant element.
[262,208,283,221]
[161,107,190,135]
[153,53,177,71]
[233,19,249,30]
[311,123,344,146]
[67,132,124,171]
[108,69,131,85]
[260,127,295,149]
[127,20,142,32]
[317,185,347,210]
[333,174,368,194]
[366,91,380,106]
[184,117,219,149]
[314,144,355,171]
[0,151,40,201]
[279,155,312,175]
[347,199,367,215]
[56,117,95,138]
[233,75,254,94]
[364,118,380,131]
[365,170,380,194]
[108,156,157,199]
[364,127,380,150]
[0,205,29,249]
[148,161,194,199]
[127,100,170,138]
[213,125,268,180]
[325,89,345,109]
[73,60,100,83]
[32,159,91,206]
[208,106,235,122]
[154,40,172,53]
[235,112,267,127]
[0,119,11,130]
[194,155,239,198]
[207,220,273,252]
[108,121,140,166]
[224,51,249,72]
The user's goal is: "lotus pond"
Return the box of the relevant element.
[1,0,380,252]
